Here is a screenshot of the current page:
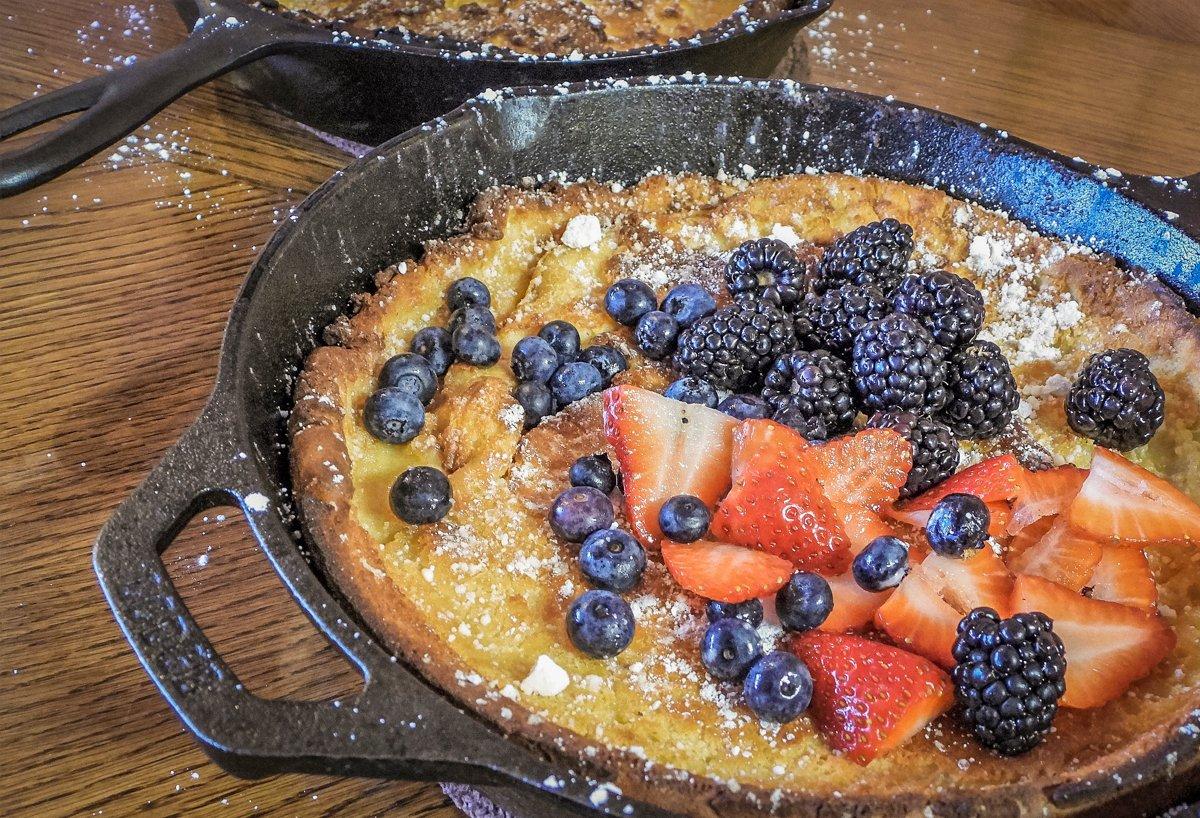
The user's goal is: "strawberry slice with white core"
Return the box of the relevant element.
[918,549,1013,615]
[1009,464,1088,535]
[821,570,893,633]
[1008,519,1101,592]
[1011,574,1175,709]
[602,386,736,545]
[1067,447,1200,546]
[874,570,961,668]
[875,549,1013,668]
[661,540,793,603]
[1086,546,1158,611]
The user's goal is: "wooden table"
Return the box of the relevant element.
[2,1,1198,815]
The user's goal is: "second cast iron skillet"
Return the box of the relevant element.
[0,0,831,197]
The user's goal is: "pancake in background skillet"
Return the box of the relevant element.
[272,0,788,55]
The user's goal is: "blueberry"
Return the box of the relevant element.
[661,282,717,327]
[926,492,991,557]
[717,393,770,420]
[448,306,496,335]
[578,345,628,386]
[658,495,711,543]
[550,361,605,406]
[743,651,812,723]
[775,572,833,632]
[701,618,763,680]
[634,310,679,360]
[447,276,491,311]
[549,486,614,542]
[411,326,453,377]
[604,279,657,326]
[852,535,910,592]
[511,336,560,384]
[513,381,554,430]
[570,454,616,494]
[567,590,635,658]
[379,353,437,405]
[706,598,764,627]
[664,377,718,408]
[363,387,425,444]
[579,529,646,592]
[389,466,452,524]
[539,320,581,361]
[452,326,501,366]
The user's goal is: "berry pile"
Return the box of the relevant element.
[601,226,1028,455]
[511,319,628,429]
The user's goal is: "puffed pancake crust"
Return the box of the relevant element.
[291,173,1200,817]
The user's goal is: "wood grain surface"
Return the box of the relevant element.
[1,1,1198,816]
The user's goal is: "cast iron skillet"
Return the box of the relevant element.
[0,0,831,198]
[93,77,1200,817]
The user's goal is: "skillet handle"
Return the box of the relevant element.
[0,15,326,198]
[93,395,489,780]
[93,397,655,816]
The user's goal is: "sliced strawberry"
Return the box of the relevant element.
[1011,574,1175,709]
[875,549,1012,668]
[834,501,900,554]
[1007,514,1056,560]
[602,386,736,544]
[896,454,1023,512]
[918,549,1013,615]
[660,540,793,603]
[712,420,852,574]
[1008,520,1101,591]
[1009,464,1088,535]
[1067,447,1200,546]
[874,571,961,668]
[820,571,894,632]
[886,500,1012,541]
[790,631,954,765]
[1087,546,1158,611]
[803,428,912,511]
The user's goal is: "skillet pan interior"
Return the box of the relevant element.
[97,77,1200,818]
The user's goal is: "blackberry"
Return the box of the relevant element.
[673,296,797,391]
[891,270,985,349]
[938,340,1019,440]
[725,238,815,306]
[761,350,856,440]
[1065,348,1165,451]
[851,313,948,414]
[803,282,892,356]
[818,218,914,294]
[868,411,959,498]
[952,608,1066,756]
